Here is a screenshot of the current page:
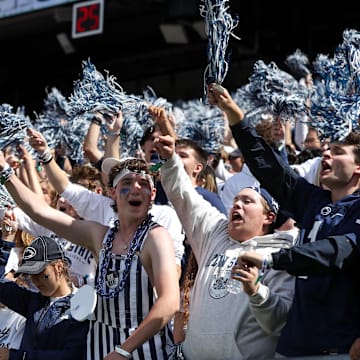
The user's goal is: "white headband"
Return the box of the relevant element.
[112,168,154,189]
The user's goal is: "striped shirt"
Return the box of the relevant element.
[86,222,174,360]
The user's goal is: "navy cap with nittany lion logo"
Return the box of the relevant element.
[15,236,66,276]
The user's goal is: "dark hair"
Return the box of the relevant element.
[175,138,209,166]
[108,158,150,188]
[338,131,360,163]
[296,147,322,164]
[286,144,298,165]
[70,164,105,192]
[140,125,159,147]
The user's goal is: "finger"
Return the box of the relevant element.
[212,83,225,94]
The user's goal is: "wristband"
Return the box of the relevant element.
[250,283,269,304]
[115,346,132,359]
[107,130,120,136]
[91,116,102,126]
[0,163,14,185]
[38,148,53,164]
[264,253,273,269]
[42,154,53,165]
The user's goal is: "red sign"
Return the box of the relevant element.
[72,0,104,39]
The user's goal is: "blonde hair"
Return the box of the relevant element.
[21,231,35,247]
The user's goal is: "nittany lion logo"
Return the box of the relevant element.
[22,247,37,260]
[106,273,119,289]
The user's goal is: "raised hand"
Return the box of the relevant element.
[27,128,48,153]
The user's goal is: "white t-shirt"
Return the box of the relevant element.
[0,306,26,350]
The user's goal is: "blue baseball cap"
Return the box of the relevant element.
[15,236,66,276]
[247,186,279,215]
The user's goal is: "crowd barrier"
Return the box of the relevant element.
[268,356,349,360]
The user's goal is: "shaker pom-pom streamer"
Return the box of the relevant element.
[200,0,240,102]
[310,28,360,142]
[35,87,86,163]
[176,98,225,153]
[67,58,140,119]
[285,48,311,79]
[0,103,31,150]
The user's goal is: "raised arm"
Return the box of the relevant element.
[83,114,104,164]
[28,128,69,194]
[0,150,105,256]
[17,143,44,199]
[148,105,178,138]
[207,83,245,126]
[103,111,123,160]
[207,83,299,208]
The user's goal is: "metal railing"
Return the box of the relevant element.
[269,355,349,360]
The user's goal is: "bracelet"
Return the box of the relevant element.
[264,254,273,269]
[107,130,120,136]
[42,154,53,165]
[0,163,14,185]
[38,148,53,164]
[255,257,267,285]
[115,345,132,359]
[91,116,102,126]
[255,254,274,284]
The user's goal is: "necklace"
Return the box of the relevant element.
[95,215,155,298]
[120,234,131,250]
[120,235,131,250]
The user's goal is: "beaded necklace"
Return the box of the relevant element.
[95,214,153,298]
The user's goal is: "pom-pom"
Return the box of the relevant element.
[200,0,240,102]
[285,48,311,79]
[0,103,31,150]
[67,58,140,119]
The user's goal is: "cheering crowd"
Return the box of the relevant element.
[0,21,359,360]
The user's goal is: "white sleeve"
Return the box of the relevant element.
[4,248,21,274]
[12,207,53,237]
[290,157,321,185]
[214,158,233,182]
[249,269,295,335]
[61,182,115,225]
[160,154,227,259]
[151,204,185,265]
[293,114,309,150]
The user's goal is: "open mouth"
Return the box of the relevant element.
[231,212,243,222]
[129,200,142,206]
[321,161,331,174]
